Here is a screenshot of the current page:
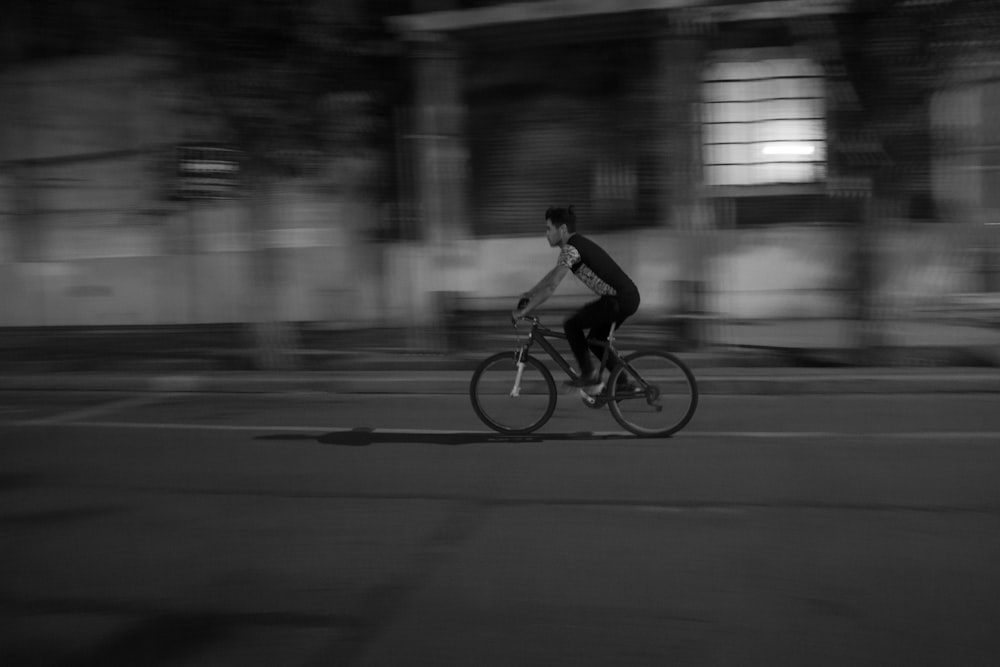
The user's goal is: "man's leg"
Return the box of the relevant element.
[589,295,640,375]
[564,297,618,381]
[588,322,616,374]
[604,292,640,386]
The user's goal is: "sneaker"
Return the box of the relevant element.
[614,379,641,395]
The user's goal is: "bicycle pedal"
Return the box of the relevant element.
[574,382,604,397]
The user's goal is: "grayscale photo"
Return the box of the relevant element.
[2,0,999,664]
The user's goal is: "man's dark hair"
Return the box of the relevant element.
[545,206,576,232]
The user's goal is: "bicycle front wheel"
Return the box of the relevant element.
[608,351,698,437]
[470,352,557,435]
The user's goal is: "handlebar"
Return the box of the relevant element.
[511,314,539,326]
[512,296,536,326]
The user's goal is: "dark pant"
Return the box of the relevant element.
[563,291,640,377]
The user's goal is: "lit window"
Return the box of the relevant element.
[702,57,826,187]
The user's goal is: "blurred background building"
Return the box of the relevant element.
[1,0,998,366]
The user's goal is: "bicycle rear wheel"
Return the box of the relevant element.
[608,351,698,437]
[470,352,557,435]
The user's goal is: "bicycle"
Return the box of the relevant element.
[469,315,698,437]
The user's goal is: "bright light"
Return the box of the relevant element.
[762,143,815,156]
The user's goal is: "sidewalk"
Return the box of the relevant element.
[1,319,999,394]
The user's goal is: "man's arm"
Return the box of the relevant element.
[513,263,570,318]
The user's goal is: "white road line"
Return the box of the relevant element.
[9,419,1000,441]
[69,421,331,432]
[20,395,169,426]
[17,421,500,435]
[846,432,1000,441]
[687,431,1000,440]
[685,431,838,438]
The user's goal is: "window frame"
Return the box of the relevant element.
[700,48,828,198]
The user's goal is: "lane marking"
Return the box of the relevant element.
[838,432,1000,441]
[20,395,170,426]
[686,431,837,438]
[13,421,503,435]
[9,419,1000,441]
[688,431,1000,440]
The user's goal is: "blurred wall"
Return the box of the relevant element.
[932,80,1000,226]
[2,45,999,331]
[0,53,381,328]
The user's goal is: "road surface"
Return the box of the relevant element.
[2,390,999,666]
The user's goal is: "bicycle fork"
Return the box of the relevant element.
[510,345,528,397]
[511,357,525,397]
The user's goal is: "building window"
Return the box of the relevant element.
[174,144,241,200]
[702,55,826,188]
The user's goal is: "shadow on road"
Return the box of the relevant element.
[256,427,642,447]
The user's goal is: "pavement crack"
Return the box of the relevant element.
[63,613,228,667]
[308,500,492,667]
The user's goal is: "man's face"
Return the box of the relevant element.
[545,219,563,247]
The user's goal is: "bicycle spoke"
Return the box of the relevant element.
[470,352,557,434]
[609,351,698,437]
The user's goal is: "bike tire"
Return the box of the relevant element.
[607,350,698,437]
[469,352,558,435]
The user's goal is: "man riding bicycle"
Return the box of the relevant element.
[511,206,641,393]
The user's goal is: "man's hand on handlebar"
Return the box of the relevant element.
[511,296,533,323]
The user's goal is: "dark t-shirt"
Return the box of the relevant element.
[557,234,638,298]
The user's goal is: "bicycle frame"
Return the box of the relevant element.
[472,316,699,436]
[513,317,619,385]
[511,317,660,406]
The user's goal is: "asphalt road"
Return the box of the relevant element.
[2,390,1000,666]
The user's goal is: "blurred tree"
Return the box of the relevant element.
[2,0,406,368]
[0,0,132,65]
[3,0,404,161]
[835,0,1000,209]
[150,0,405,368]
[147,0,401,173]
[829,0,1000,358]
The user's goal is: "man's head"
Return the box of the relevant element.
[545,206,576,247]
